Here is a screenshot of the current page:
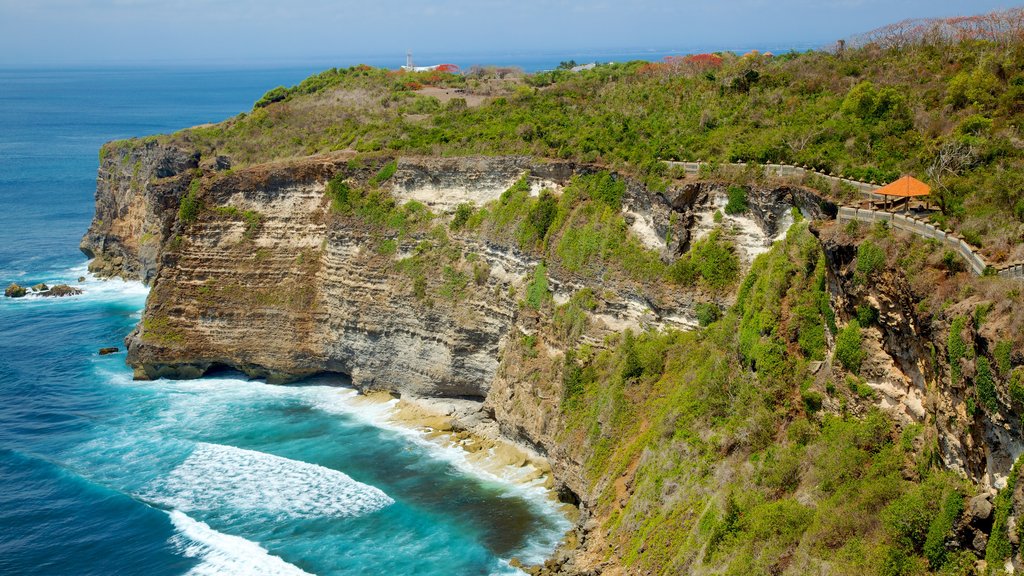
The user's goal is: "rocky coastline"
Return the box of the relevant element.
[82,138,1024,573]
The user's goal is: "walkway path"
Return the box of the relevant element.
[664,161,1024,279]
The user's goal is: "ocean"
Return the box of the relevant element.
[0,66,573,576]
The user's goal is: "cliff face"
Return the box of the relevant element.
[86,139,1024,573]
[81,140,199,283]
[107,150,739,400]
[819,225,1024,489]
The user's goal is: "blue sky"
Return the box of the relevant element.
[1,0,1021,67]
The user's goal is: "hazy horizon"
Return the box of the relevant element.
[2,0,1022,68]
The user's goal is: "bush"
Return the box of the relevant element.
[856,241,886,279]
[525,263,550,309]
[985,463,1019,567]
[695,302,721,327]
[450,203,474,230]
[724,186,749,215]
[941,250,964,273]
[619,329,644,381]
[882,490,931,551]
[924,491,963,569]
[370,160,397,186]
[326,174,353,212]
[836,320,865,373]
[178,179,202,224]
[975,356,998,412]
[947,317,971,383]
[254,86,289,108]
[856,304,879,326]
[580,172,626,210]
[669,229,740,292]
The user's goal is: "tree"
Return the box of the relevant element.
[926,140,975,216]
[557,60,578,70]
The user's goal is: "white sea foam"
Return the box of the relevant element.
[3,262,148,305]
[167,510,313,576]
[149,442,393,519]
[114,373,570,565]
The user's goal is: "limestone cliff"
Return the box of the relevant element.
[81,140,199,283]
[818,224,1024,489]
[83,137,1024,574]
[97,149,761,399]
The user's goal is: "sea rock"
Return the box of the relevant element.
[98,347,119,355]
[41,284,83,297]
[5,283,26,298]
[78,276,86,283]
[31,283,48,292]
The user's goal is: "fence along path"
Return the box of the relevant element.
[664,161,1024,279]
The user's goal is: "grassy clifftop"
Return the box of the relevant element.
[124,19,1024,260]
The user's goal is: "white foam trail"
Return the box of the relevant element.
[167,510,314,576]
[149,442,393,519]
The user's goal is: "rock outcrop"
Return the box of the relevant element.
[5,283,26,298]
[80,139,199,283]
[94,148,785,400]
[818,223,1024,489]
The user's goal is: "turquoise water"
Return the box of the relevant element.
[0,68,569,575]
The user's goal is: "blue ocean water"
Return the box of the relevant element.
[0,67,570,575]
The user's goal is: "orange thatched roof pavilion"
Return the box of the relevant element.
[875,175,931,211]
[877,175,931,198]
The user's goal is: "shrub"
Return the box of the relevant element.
[451,203,474,230]
[562,349,585,404]
[941,250,964,273]
[882,490,931,551]
[947,317,971,383]
[836,320,865,373]
[985,463,1019,567]
[669,229,740,291]
[1009,369,1024,406]
[975,357,998,412]
[856,241,886,279]
[924,490,963,569]
[519,189,558,248]
[525,263,550,309]
[695,302,721,327]
[178,179,202,224]
[254,86,289,108]
[326,174,353,212]
[724,186,749,214]
[856,304,879,326]
[370,160,397,186]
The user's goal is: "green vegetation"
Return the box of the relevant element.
[668,229,740,292]
[141,315,184,345]
[326,171,434,236]
[695,302,721,327]
[213,206,263,239]
[525,263,550,310]
[947,316,972,383]
[724,185,749,215]
[549,224,969,574]
[975,356,998,412]
[102,30,1013,252]
[178,178,202,225]
[986,461,1021,567]
[836,320,865,373]
[856,240,887,279]
[369,160,397,186]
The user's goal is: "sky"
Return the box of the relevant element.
[1,0,1022,68]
